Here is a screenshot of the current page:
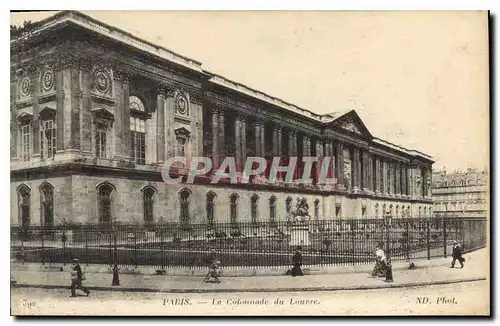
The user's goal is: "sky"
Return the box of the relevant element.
[10,11,490,172]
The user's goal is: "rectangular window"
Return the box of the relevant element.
[177,137,187,157]
[40,119,56,160]
[20,124,32,162]
[95,124,107,159]
[130,117,146,165]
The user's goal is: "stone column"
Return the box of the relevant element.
[288,131,295,157]
[55,67,64,153]
[10,72,18,159]
[361,150,368,191]
[272,125,279,157]
[395,162,401,196]
[316,139,323,184]
[375,156,381,195]
[240,116,247,165]
[122,76,131,159]
[255,122,261,157]
[156,87,166,163]
[367,153,373,191]
[382,159,387,195]
[235,116,241,171]
[401,164,407,197]
[302,135,310,156]
[352,147,360,192]
[218,108,225,164]
[277,127,282,158]
[336,142,344,189]
[260,122,265,157]
[211,108,219,168]
[31,67,41,156]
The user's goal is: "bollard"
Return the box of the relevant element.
[112,264,120,286]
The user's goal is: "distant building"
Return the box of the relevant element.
[432,168,488,218]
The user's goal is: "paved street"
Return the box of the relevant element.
[11,280,489,315]
[11,248,488,293]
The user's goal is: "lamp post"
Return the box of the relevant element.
[384,211,394,282]
[111,219,120,286]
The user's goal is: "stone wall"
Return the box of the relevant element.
[11,175,433,227]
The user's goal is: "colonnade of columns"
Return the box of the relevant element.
[206,105,430,198]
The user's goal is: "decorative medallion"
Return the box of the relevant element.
[41,68,54,91]
[20,77,31,96]
[176,94,189,116]
[94,70,110,93]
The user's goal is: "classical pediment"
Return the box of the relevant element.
[16,111,33,125]
[174,127,191,138]
[329,110,372,139]
[91,107,115,126]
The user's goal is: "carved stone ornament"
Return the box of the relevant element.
[94,70,110,93]
[20,77,31,96]
[339,116,362,135]
[41,66,54,92]
[175,90,190,116]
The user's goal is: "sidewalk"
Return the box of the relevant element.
[11,249,488,293]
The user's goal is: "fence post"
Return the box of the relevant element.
[160,223,165,270]
[85,227,89,267]
[443,218,447,258]
[351,221,355,266]
[41,228,45,265]
[426,220,430,260]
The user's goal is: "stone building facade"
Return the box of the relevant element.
[10,11,434,228]
[432,168,488,218]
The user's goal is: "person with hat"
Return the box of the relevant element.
[451,240,465,269]
[290,246,304,277]
[70,258,90,297]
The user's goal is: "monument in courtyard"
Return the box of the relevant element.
[289,197,311,247]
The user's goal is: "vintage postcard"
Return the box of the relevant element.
[9,10,490,316]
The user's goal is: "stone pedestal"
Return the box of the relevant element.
[289,225,311,248]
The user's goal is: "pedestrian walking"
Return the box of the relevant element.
[291,246,304,277]
[371,245,387,277]
[70,258,90,297]
[450,241,465,268]
[204,250,221,283]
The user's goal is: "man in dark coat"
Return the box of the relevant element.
[70,258,90,297]
[450,241,465,268]
[291,246,304,277]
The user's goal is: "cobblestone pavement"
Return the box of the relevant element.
[11,280,489,315]
[11,249,488,293]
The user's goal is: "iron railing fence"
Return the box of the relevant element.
[10,217,487,269]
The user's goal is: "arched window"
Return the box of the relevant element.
[40,183,54,228]
[269,196,277,225]
[395,205,400,218]
[285,197,292,215]
[129,95,147,165]
[389,204,393,217]
[179,188,191,225]
[424,207,427,217]
[206,191,216,226]
[230,194,239,226]
[18,185,30,229]
[375,203,380,218]
[314,199,320,220]
[418,206,422,217]
[143,186,155,224]
[97,183,114,225]
[250,194,259,225]
[429,207,432,217]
